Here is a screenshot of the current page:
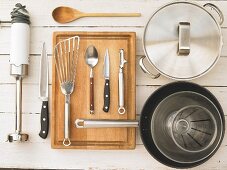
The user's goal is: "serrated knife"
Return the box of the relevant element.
[39,42,49,139]
[103,49,110,112]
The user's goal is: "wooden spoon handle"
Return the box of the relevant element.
[82,13,141,17]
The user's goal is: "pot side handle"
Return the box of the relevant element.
[139,56,160,79]
[203,3,224,25]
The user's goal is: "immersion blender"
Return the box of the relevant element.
[7,3,31,142]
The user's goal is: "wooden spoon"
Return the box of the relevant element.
[52,6,141,23]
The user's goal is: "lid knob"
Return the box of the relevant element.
[178,22,190,55]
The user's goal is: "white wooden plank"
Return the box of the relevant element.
[0,140,225,169]
[0,83,227,115]
[0,142,175,169]
[0,0,227,27]
[1,55,227,86]
[0,26,143,54]
[0,26,227,56]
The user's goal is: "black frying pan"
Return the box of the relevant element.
[140,81,225,168]
[75,81,225,168]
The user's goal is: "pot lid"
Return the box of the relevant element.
[143,2,223,80]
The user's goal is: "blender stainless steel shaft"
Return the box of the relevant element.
[8,65,29,142]
[7,3,30,142]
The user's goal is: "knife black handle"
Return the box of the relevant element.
[103,79,110,112]
[39,101,49,139]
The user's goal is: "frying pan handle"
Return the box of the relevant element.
[75,119,139,128]
[203,3,224,25]
[139,56,160,79]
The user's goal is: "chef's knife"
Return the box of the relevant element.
[103,49,110,112]
[39,42,49,139]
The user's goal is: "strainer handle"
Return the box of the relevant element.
[139,56,160,79]
[63,94,71,147]
[203,3,224,25]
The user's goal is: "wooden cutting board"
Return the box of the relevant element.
[52,32,136,149]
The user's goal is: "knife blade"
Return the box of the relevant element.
[103,49,110,112]
[39,42,49,139]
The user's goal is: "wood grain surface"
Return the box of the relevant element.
[52,32,136,149]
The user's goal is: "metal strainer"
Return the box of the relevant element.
[151,91,223,164]
[170,105,217,153]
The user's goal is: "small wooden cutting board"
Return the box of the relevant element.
[52,32,136,149]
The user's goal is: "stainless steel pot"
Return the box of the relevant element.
[140,2,224,80]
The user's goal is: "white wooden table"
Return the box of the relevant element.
[0,0,226,169]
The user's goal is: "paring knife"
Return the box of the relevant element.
[39,42,49,139]
[103,49,110,112]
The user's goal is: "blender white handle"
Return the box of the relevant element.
[10,23,30,66]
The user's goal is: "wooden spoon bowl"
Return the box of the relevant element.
[52,6,141,24]
[52,7,79,23]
